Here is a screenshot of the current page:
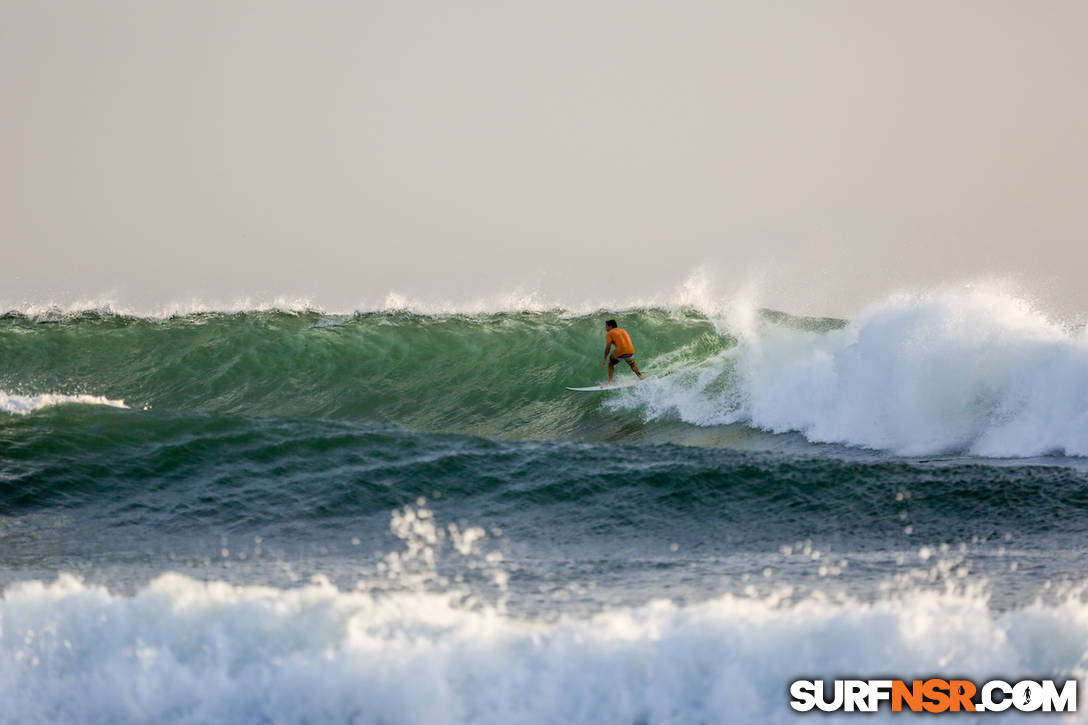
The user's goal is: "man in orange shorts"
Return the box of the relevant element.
[602,319,645,384]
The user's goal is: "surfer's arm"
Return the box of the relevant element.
[602,341,613,364]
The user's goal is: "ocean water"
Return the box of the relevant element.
[2,289,1088,724]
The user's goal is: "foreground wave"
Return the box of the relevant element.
[4,569,1087,724]
[2,288,1086,456]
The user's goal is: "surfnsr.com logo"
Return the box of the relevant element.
[790,679,1077,714]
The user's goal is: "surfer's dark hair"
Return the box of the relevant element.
[605,319,617,329]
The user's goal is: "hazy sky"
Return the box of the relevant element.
[3,1,1086,317]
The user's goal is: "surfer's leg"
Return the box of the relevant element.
[608,355,617,383]
[627,358,645,380]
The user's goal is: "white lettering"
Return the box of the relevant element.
[1014,681,1043,712]
[867,680,893,711]
[815,680,844,712]
[982,680,1013,712]
[1041,680,1077,712]
[789,680,816,712]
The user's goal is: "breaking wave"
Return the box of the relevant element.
[3,287,1085,457]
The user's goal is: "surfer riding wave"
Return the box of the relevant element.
[602,319,645,384]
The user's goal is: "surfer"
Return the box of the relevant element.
[602,319,645,384]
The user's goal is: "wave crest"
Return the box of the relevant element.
[3,570,1087,724]
[0,392,128,416]
[619,288,1088,457]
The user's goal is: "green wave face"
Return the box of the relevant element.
[0,309,745,439]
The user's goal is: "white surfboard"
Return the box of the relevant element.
[566,378,647,392]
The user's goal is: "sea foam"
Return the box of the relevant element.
[624,287,1088,457]
[2,572,1087,724]
[0,392,128,416]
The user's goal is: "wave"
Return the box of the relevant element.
[4,411,1086,551]
[614,288,1088,457]
[0,297,324,322]
[0,391,128,416]
[0,272,735,321]
[0,306,733,440]
[2,287,1086,457]
[3,569,1088,724]
[2,498,1086,724]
